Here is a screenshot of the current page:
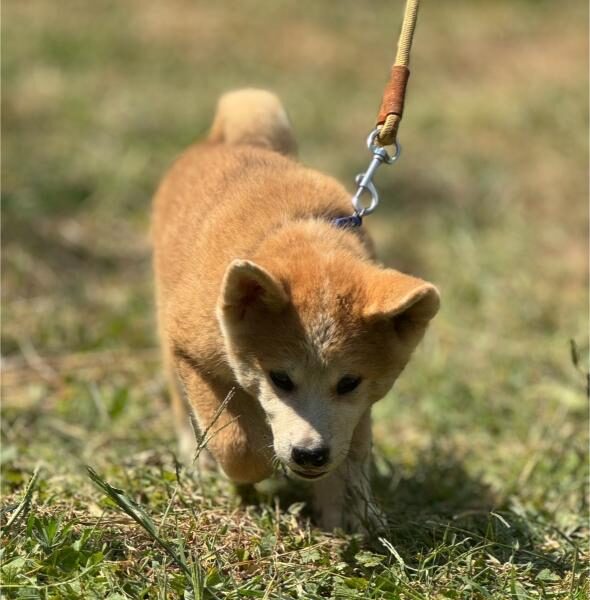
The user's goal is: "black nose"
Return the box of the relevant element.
[291,446,330,468]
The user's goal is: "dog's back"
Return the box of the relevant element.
[153,88,299,247]
[152,89,368,358]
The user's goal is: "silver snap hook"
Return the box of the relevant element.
[350,129,401,217]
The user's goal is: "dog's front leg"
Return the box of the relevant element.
[174,356,274,484]
[311,410,385,534]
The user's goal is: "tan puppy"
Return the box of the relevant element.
[152,89,439,532]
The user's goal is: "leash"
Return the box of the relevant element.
[333,0,420,229]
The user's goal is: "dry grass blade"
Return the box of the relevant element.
[193,388,236,462]
[86,466,194,579]
[159,389,236,533]
[1,465,41,532]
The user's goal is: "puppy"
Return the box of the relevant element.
[152,89,439,532]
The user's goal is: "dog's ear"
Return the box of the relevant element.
[220,259,288,320]
[365,269,440,343]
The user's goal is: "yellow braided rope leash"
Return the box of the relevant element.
[341,0,421,223]
[205,5,422,229]
[377,0,420,146]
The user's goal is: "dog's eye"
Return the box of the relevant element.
[336,375,362,395]
[269,371,295,392]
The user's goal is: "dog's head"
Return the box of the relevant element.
[216,246,439,481]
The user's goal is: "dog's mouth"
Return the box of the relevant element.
[288,467,329,481]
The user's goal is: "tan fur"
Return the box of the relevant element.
[208,89,297,156]
[152,89,439,532]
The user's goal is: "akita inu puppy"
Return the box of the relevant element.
[152,89,439,532]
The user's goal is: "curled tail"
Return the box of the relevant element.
[208,88,297,156]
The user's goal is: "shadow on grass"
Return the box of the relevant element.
[3,216,147,278]
[370,445,569,577]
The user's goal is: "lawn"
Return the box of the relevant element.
[2,1,588,598]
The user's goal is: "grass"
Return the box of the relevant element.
[1,0,588,597]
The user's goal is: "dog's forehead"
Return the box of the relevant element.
[305,308,340,362]
[292,277,366,363]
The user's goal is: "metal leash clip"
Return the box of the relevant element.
[351,128,401,217]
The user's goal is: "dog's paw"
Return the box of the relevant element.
[316,506,345,532]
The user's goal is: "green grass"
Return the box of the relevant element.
[2,0,588,597]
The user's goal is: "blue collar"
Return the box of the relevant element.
[331,214,363,229]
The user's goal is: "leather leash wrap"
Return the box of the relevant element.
[376,65,410,145]
[375,0,420,147]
